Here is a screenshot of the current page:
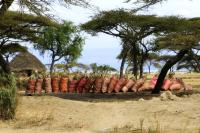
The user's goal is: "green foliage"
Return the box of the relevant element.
[82,9,200,82]
[81,10,184,37]
[153,17,200,73]
[90,63,117,76]
[36,21,84,73]
[0,43,27,55]
[82,10,185,77]
[54,62,90,73]
[154,17,200,50]
[0,73,17,120]
[0,11,58,43]
[0,0,90,17]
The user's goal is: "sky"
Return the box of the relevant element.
[10,0,200,71]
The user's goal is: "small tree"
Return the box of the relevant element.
[90,63,117,76]
[36,21,84,74]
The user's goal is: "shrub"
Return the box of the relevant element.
[16,77,28,91]
[0,73,17,120]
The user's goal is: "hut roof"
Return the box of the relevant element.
[10,52,46,72]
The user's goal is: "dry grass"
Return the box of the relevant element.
[0,73,200,133]
[13,113,54,129]
[1,93,199,133]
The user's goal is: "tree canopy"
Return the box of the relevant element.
[36,21,84,74]
[81,10,187,78]
[82,9,200,93]
[0,11,57,42]
[0,0,91,17]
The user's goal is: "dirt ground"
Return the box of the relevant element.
[0,91,200,133]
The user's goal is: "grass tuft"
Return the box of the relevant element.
[14,113,54,129]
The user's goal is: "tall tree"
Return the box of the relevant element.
[81,10,183,79]
[152,18,200,93]
[82,9,200,93]
[117,38,132,78]
[36,21,84,74]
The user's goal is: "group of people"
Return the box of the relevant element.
[135,74,193,92]
[26,73,192,95]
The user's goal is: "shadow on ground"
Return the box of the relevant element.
[19,90,199,102]
[52,92,159,102]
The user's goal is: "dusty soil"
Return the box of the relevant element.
[0,92,200,133]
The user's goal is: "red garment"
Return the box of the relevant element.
[150,75,158,85]
[60,77,68,93]
[77,77,88,93]
[162,79,171,90]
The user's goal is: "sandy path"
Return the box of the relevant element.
[0,93,200,133]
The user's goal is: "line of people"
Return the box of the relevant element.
[26,74,192,95]
[136,74,192,92]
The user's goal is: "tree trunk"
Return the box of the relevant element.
[148,61,152,74]
[50,61,55,75]
[120,53,127,78]
[139,60,143,78]
[132,47,138,79]
[132,58,138,79]
[152,49,188,94]
[5,55,9,63]
[50,55,55,75]
[148,65,151,74]
[139,53,146,78]
[0,54,11,74]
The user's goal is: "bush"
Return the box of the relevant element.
[0,73,17,120]
[16,77,28,91]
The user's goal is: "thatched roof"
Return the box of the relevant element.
[10,52,46,72]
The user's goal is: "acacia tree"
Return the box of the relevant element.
[0,11,57,74]
[82,10,153,78]
[118,40,151,78]
[152,18,200,93]
[81,10,183,79]
[117,38,133,78]
[82,9,200,93]
[36,21,84,74]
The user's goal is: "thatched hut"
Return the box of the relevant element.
[10,52,46,76]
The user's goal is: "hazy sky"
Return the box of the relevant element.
[11,0,200,70]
